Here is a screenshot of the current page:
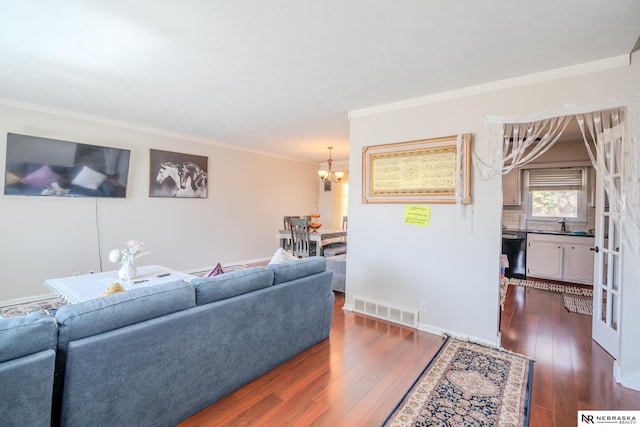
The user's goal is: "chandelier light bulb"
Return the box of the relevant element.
[318,146,344,183]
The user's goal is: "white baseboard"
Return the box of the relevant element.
[231,256,271,266]
[0,292,57,308]
[344,302,498,347]
[618,364,640,392]
[418,323,499,348]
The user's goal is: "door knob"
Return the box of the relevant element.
[590,246,599,253]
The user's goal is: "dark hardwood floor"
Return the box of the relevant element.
[179,285,640,426]
[501,283,640,425]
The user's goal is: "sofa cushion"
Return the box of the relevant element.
[192,267,274,305]
[267,256,327,286]
[0,311,57,363]
[56,280,195,347]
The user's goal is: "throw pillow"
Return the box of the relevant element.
[5,171,20,186]
[206,262,224,277]
[101,282,126,296]
[19,165,60,188]
[72,165,107,190]
[269,247,297,265]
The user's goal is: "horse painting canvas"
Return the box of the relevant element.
[149,150,208,198]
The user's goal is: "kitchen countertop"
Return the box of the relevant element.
[503,229,595,238]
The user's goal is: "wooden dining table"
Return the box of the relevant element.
[276,228,347,256]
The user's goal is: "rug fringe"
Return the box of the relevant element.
[508,277,593,296]
[441,332,535,361]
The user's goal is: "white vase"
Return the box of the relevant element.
[118,259,137,281]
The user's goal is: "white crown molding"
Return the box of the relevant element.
[0,97,315,164]
[348,54,631,119]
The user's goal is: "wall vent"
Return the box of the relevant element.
[352,296,417,328]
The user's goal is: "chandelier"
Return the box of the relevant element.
[318,146,344,183]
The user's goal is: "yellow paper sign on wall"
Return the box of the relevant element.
[404,205,430,226]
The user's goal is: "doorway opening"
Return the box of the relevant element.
[483,104,639,361]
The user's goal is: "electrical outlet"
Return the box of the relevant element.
[88,270,95,274]
[420,300,428,312]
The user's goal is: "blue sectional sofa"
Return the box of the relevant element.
[51,256,334,426]
[0,311,58,427]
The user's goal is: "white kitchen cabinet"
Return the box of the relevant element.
[526,233,595,285]
[565,240,596,284]
[502,169,521,205]
[526,236,563,280]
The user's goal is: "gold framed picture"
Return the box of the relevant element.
[362,134,472,204]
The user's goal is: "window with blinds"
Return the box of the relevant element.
[528,168,584,191]
[525,167,587,221]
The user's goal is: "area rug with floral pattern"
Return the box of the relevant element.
[383,336,533,426]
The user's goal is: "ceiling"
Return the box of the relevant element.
[1,1,639,163]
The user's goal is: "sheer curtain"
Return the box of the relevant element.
[576,105,640,260]
[576,108,624,223]
[475,100,640,260]
[475,113,573,180]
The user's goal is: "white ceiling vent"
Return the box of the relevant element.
[353,296,417,328]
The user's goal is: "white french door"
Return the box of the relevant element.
[592,125,623,359]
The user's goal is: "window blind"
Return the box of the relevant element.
[528,168,583,191]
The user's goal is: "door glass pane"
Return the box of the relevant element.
[611,293,619,331]
[612,254,621,292]
[611,220,619,252]
[602,254,609,285]
[601,289,608,323]
[604,190,610,212]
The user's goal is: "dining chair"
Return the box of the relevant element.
[290,218,316,258]
[283,216,300,230]
[282,216,301,251]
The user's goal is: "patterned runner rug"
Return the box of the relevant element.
[563,294,593,316]
[0,297,65,318]
[508,278,593,297]
[383,336,533,426]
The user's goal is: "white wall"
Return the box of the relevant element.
[0,103,319,302]
[347,53,640,384]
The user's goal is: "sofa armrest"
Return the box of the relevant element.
[0,311,57,362]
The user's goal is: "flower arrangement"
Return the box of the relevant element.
[109,240,149,265]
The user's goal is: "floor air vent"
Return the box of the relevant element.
[353,297,417,328]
